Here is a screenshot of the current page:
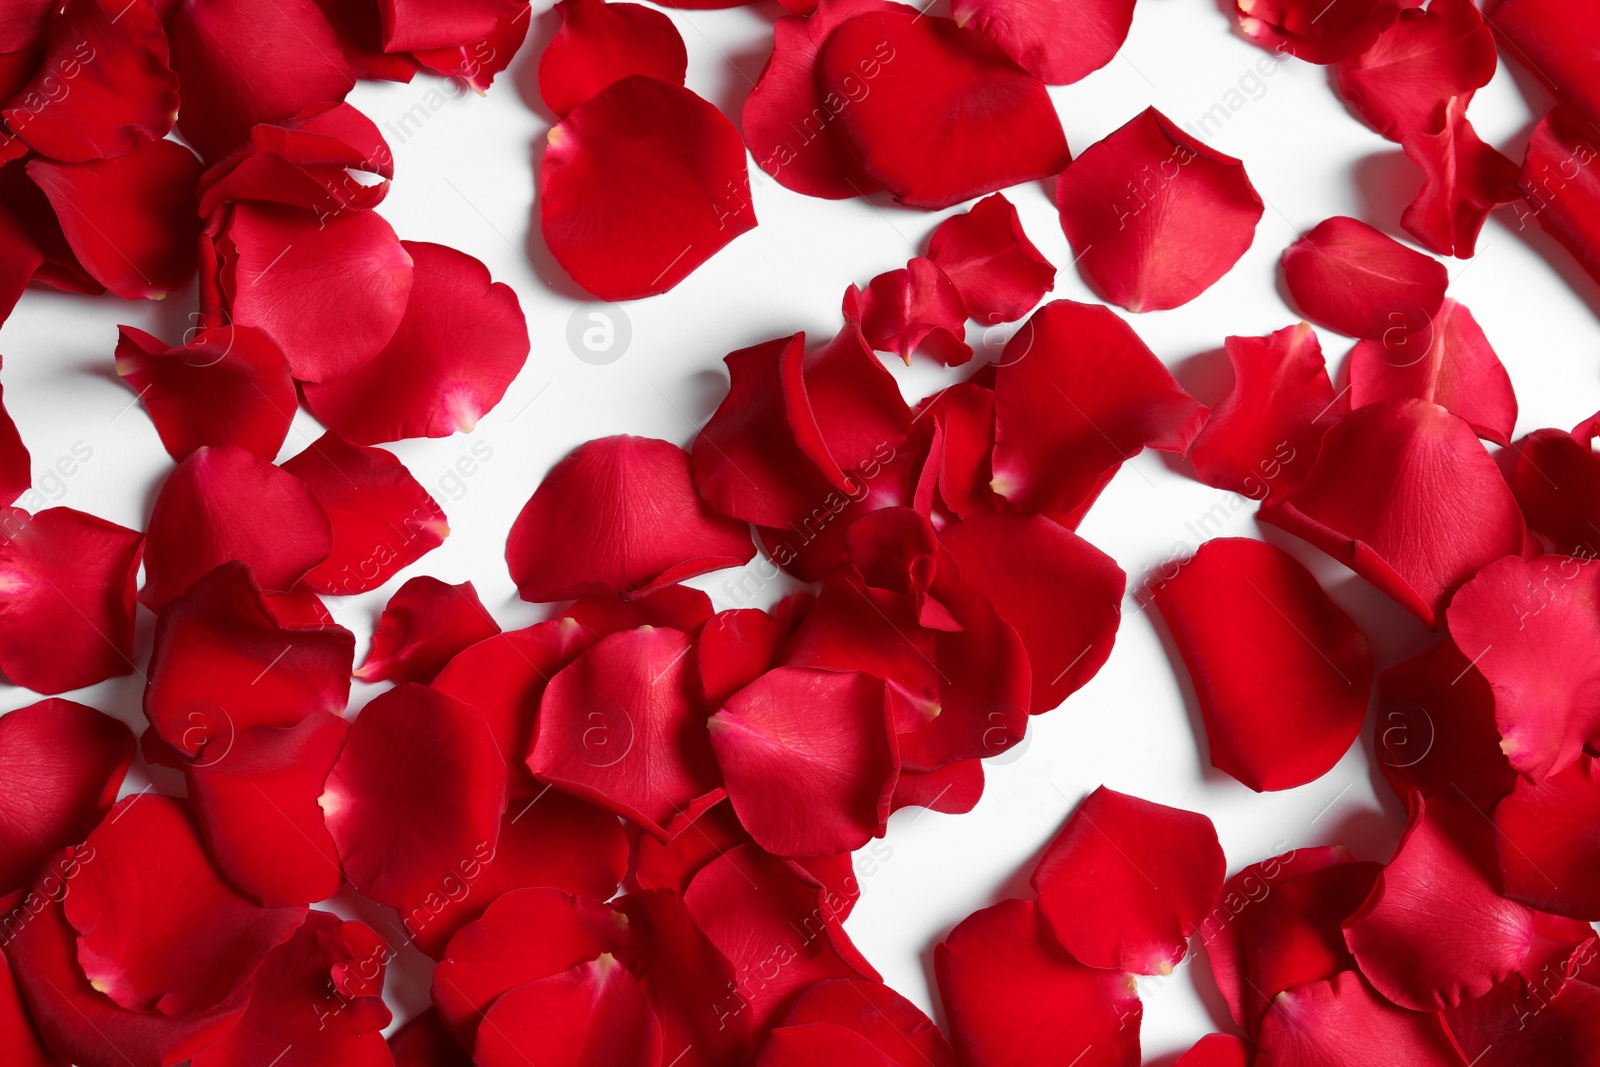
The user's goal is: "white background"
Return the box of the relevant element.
[2,1,1598,1061]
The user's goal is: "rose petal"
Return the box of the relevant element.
[1503,423,1600,557]
[300,241,529,442]
[1234,0,1398,64]
[1255,970,1465,1067]
[1493,756,1600,920]
[1400,99,1521,258]
[354,577,498,684]
[1175,1035,1251,1067]
[951,0,1133,84]
[1057,107,1263,312]
[568,584,716,636]
[540,75,754,300]
[0,948,56,1067]
[773,978,956,1067]
[803,316,913,473]
[818,11,1071,209]
[1516,104,1600,290]
[1442,938,1600,1067]
[321,683,507,907]
[0,364,26,506]
[1334,0,1496,140]
[379,0,524,51]
[389,1009,471,1067]
[1483,0,1600,129]
[698,607,791,710]
[1280,216,1448,340]
[508,435,755,602]
[755,1025,898,1067]
[539,0,687,118]
[858,259,972,366]
[409,6,529,93]
[197,102,395,218]
[925,194,1055,325]
[474,954,662,1067]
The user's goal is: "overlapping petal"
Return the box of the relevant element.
[538,0,686,118]
[1280,216,1448,340]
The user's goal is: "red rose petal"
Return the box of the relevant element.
[1255,970,1465,1067]
[167,0,355,162]
[354,577,498,685]
[1483,0,1600,129]
[803,315,912,472]
[538,0,687,118]
[709,667,895,856]
[925,193,1055,325]
[1033,785,1226,975]
[529,625,722,838]
[114,325,295,462]
[1344,792,1535,1010]
[1447,554,1600,782]
[2,0,177,162]
[143,561,354,758]
[698,607,790,710]
[1149,537,1375,791]
[1260,399,1525,627]
[281,432,448,597]
[197,102,395,219]
[409,6,530,93]
[935,898,1142,1067]
[508,435,755,602]
[26,139,201,300]
[0,948,55,1067]
[1400,99,1521,258]
[0,699,132,895]
[475,954,662,1067]
[951,0,1133,84]
[65,794,307,1016]
[0,506,141,693]
[774,978,956,1067]
[540,75,754,300]
[1442,938,1600,1067]
[818,11,1071,209]
[991,299,1208,518]
[1234,0,1398,65]
[0,364,26,507]
[1517,104,1600,290]
[568,583,716,636]
[389,1009,471,1067]
[140,445,333,610]
[741,0,912,200]
[321,683,507,907]
[1175,1035,1250,1067]
[1503,424,1600,557]
[379,0,524,51]
[186,713,349,907]
[1493,756,1600,920]
[1280,216,1448,339]
[756,1025,898,1067]
[300,241,529,443]
[215,202,414,383]
[893,760,984,814]
[1334,0,1496,140]
[1188,323,1338,499]
[1057,107,1263,312]
[191,910,392,1067]
[858,259,972,366]
[1348,298,1515,445]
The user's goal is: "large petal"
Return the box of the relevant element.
[1255,970,1465,1067]
[379,0,525,51]
[1517,104,1600,290]
[1493,756,1600,920]
[538,0,686,118]
[474,955,663,1067]
[1280,216,1447,340]
[1482,0,1600,129]
[1334,0,1496,140]
[0,948,56,1067]
[1502,424,1600,557]
[773,978,956,1067]
[951,0,1134,84]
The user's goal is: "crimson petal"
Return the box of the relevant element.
[0,949,55,1067]
[1503,423,1600,557]
[1255,970,1465,1067]
[389,1009,471,1067]
[1517,104,1600,290]
[1483,0,1600,129]
[539,0,687,118]
[1334,0,1496,140]
[858,259,972,366]
[951,0,1133,84]
[379,0,525,51]
[1399,99,1521,259]
[925,193,1055,325]
[355,577,497,684]
[1175,1035,1251,1067]
[197,102,395,219]
[475,955,662,1067]
[1234,0,1398,64]
[1280,216,1448,340]
[774,978,956,1067]
[0,363,25,506]
[1493,756,1600,920]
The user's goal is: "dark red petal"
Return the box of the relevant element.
[1482,0,1600,129]
[893,760,984,814]
[322,683,507,907]
[25,139,201,300]
[1348,298,1515,445]
[1188,323,1337,499]
[756,1025,898,1067]
[65,795,306,1015]
[432,887,625,1045]
[541,76,754,300]
[1149,537,1375,791]
[818,11,1071,209]
[389,1009,471,1067]
[1032,786,1226,975]
[0,699,131,894]
[144,561,354,758]
[2,0,177,162]
[1259,399,1525,627]
[1175,1035,1250,1067]
[1334,0,1496,140]
[803,317,913,472]
[1400,99,1521,258]
[1255,970,1464,1067]
[775,978,956,1067]
[1280,216,1448,339]
[186,713,348,907]
[539,0,687,118]
[409,7,529,93]
[1493,756,1600,920]
[1516,104,1600,290]
[684,845,876,1032]
[741,0,911,199]
[0,948,56,1067]
[508,435,755,602]
[1446,554,1600,782]
[114,325,295,462]
[529,625,722,838]
[1057,108,1263,312]
[0,365,26,506]
[217,203,413,383]
[951,0,1132,83]
[167,0,355,162]
[1234,0,1398,64]
[935,898,1141,1067]
[380,0,524,50]
[300,241,529,442]
[568,584,716,636]
[1503,424,1600,557]
[190,910,392,1067]
[858,259,972,366]
[992,299,1208,518]
[0,506,142,693]
[475,954,662,1067]
[1442,938,1600,1067]
[698,608,789,709]
[1344,792,1535,1010]
[140,445,333,610]
[403,792,628,957]
[925,194,1055,325]
[916,381,1003,520]
[197,102,395,218]
[709,667,895,856]
[281,432,448,597]
[354,577,497,684]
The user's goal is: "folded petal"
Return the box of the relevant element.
[1057,107,1263,311]
[355,577,497,684]
[539,0,686,118]
[925,193,1055,325]
[321,683,507,907]
[773,978,956,1067]
[1280,216,1448,340]
[1259,399,1524,627]
[1503,423,1600,557]
[1334,0,1496,139]
[818,11,1071,209]
[508,435,755,602]
[197,102,395,218]
[1482,0,1600,129]
[803,316,913,472]
[951,0,1133,84]
[1175,1035,1250,1067]
[475,954,662,1067]
[409,6,529,93]
[1255,970,1465,1067]
[1400,100,1521,258]
[541,75,754,299]
[1493,756,1600,920]
[379,0,525,51]
[141,445,333,610]
[1517,104,1600,290]
[300,241,529,442]
[859,259,972,366]
[1234,0,1397,64]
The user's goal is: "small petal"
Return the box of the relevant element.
[1280,216,1447,340]
[356,577,498,684]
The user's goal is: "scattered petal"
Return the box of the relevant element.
[1255,970,1465,1067]
[858,258,971,366]
[1334,0,1497,139]
[539,0,687,118]
[355,577,498,684]
[926,193,1055,324]
[1280,216,1448,340]
[1400,99,1521,258]
[1493,756,1600,920]
[951,0,1134,84]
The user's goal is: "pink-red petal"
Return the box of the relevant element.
[538,0,687,118]
[356,577,497,684]
[951,0,1134,84]
[1280,215,1448,340]
[1334,0,1497,140]
[1493,756,1600,920]
[1400,99,1521,259]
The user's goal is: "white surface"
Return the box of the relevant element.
[2,1,1598,1060]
